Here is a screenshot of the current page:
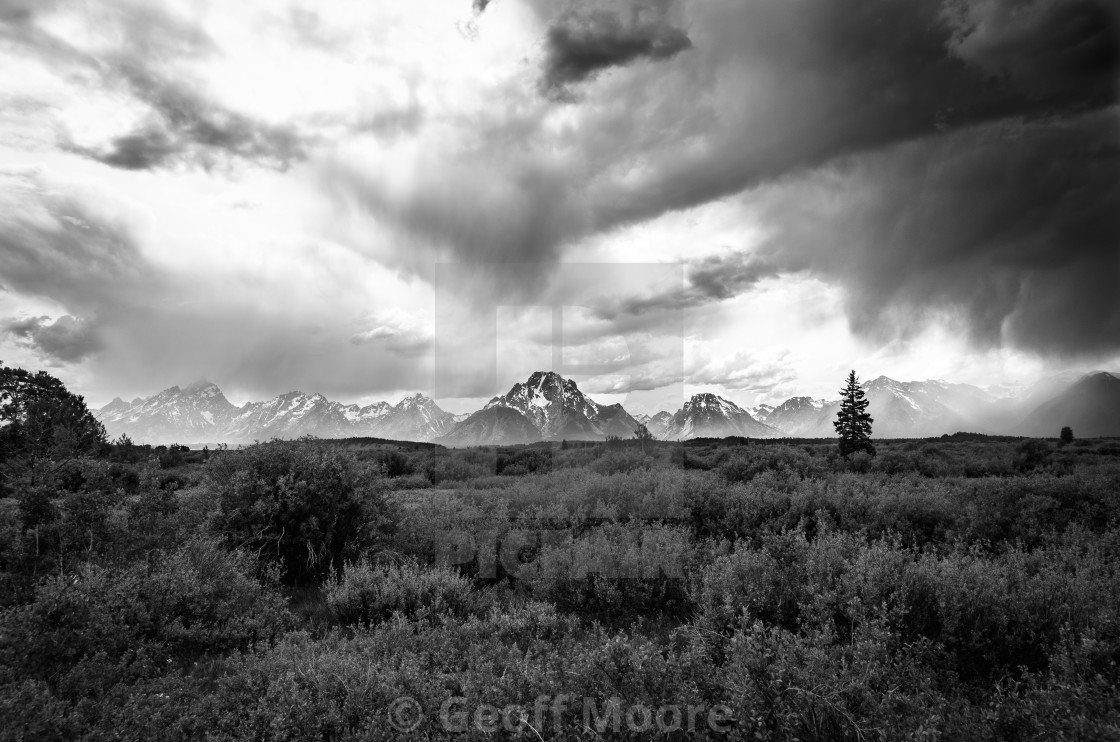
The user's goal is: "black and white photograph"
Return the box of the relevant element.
[1,0,1119,738]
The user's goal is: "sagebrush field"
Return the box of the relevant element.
[3,429,1120,739]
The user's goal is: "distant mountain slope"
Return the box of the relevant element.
[97,383,455,443]
[1022,372,1120,437]
[226,391,355,440]
[759,396,833,437]
[435,406,541,446]
[660,393,781,440]
[484,371,639,440]
[376,393,457,441]
[644,411,675,439]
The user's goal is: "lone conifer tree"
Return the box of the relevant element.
[834,370,875,457]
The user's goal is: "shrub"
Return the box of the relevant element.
[1015,439,1052,472]
[0,538,292,682]
[325,561,480,625]
[525,524,694,620]
[208,439,392,584]
[589,449,652,476]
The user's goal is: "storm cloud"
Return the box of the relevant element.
[516,0,1119,359]
[334,0,1116,309]
[944,0,1118,103]
[580,0,1118,232]
[746,109,1120,357]
[614,104,1120,358]
[539,1,691,98]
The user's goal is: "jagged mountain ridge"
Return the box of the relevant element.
[98,381,240,443]
[97,383,455,443]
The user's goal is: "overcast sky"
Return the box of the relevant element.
[1,0,1117,414]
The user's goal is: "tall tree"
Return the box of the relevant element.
[834,370,875,457]
[0,362,106,467]
[633,423,653,453]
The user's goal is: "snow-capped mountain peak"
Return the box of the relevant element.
[483,371,638,440]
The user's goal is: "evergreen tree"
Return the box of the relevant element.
[633,423,653,453]
[834,370,875,457]
[1060,426,1074,444]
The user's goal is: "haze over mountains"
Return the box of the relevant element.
[96,371,1120,446]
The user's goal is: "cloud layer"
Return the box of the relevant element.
[1,0,1117,407]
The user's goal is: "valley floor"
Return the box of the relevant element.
[3,436,1120,740]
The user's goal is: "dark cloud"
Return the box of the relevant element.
[601,252,788,317]
[472,0,493,14]
[540,1,691,98]
[74,64,306,171]
[88,128,180,170]
[527,0,1119,360]
[580,0,1118,232]
[746,109,1120,357]
[2,315,102,363]
[683,253,787,304]
[357,0,1116,299]
[608,103,1120,359]
[944,0,1118,104]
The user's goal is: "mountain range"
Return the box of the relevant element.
[96,382,456,444]
[96,370,1120,446]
